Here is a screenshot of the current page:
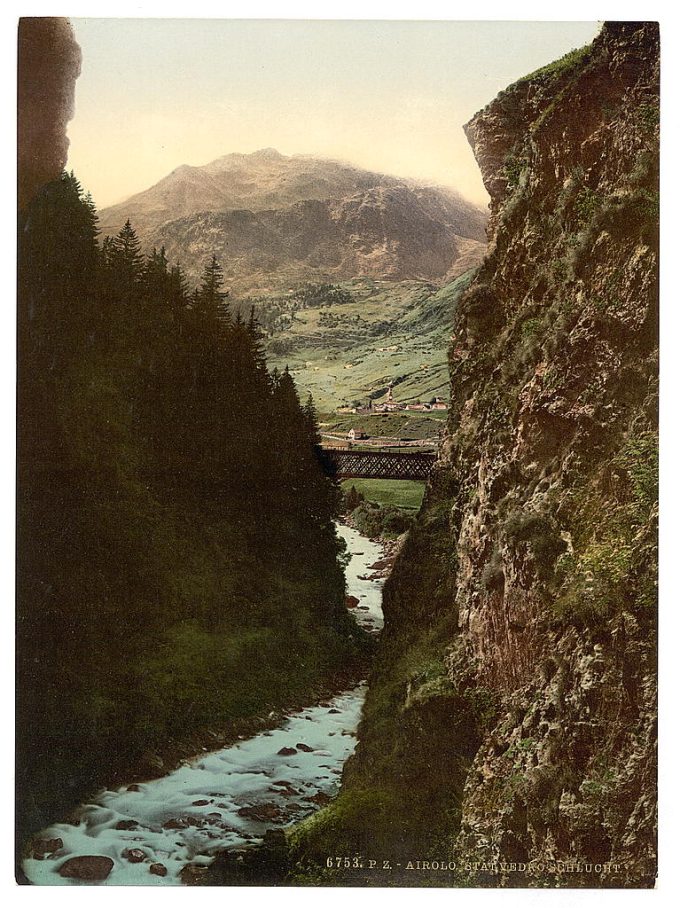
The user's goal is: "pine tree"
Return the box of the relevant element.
[19,171,100,371]
[141,246,169,295]
[303,393,322,448]
[195,255,229,324]
[169,263,188,305]
[111,219,144,292]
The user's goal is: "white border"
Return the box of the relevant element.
[3,4,678,908]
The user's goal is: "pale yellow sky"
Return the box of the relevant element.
[68,19,600,209]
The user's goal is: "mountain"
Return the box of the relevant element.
[99,150,487,292]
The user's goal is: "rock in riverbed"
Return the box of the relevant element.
[58,855,114,881]
[32,837,63,858]
[180,864,208,885]
[237,803,282,822]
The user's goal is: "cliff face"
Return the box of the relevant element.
[291,22,658,888]
[17,18,81,210]
[448,24,658,886]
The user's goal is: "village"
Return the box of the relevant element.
[322,384,448,449]
[335,384,449,417]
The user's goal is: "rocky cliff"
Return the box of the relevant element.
[18,18,81,210]
[290,22,658,888]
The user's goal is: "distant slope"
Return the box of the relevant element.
[99,150,487,292]
[254,272,474,413]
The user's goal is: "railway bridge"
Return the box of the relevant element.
[321,448,437,481]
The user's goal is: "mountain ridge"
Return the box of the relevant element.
[99,149,488,292]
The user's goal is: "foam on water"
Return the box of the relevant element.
[337,523,385,633]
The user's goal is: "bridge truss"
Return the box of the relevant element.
[321,448,436,481]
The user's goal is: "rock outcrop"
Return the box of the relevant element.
[290,22,658,889]
[17,18,81,210]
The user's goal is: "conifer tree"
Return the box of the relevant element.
[18,171,350,846]
[195,255,229,324]
[111,219,144,292]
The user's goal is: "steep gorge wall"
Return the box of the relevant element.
[291,22,658,888]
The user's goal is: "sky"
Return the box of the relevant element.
[68,19,600,210]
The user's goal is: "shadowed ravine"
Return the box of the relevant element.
[22,524,385,886]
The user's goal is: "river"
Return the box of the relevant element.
[22,523,385,886]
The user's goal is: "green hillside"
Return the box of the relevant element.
[234,271,474,413]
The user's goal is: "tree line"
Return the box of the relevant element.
[17,172,364,842]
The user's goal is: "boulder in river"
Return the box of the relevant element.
[277,746,297,756]
[114,819,138,831]
[345,595,360,608]
[296,742,314,752]
[203,830,290,885]
[304,791,333,806]
[369,558,390,570]
[237,803,282,822]
[191,799,210,806]
[32,837,63,858]
[162,817,190,830]
[150,863,168,877]
[122,848,146,863]
[180,863,209,885]
[58,855,114,881]
[270,783,298,797]
[185,815,206,827]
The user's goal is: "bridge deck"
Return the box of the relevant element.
[321,448,436,481]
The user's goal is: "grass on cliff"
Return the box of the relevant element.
[552,430,658,624]
[509,43,593,92]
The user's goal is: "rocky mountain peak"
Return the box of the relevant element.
[99,151,488,291]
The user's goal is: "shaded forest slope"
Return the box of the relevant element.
[17,176,369,847]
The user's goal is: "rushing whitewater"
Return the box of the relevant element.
[23,524,386,885]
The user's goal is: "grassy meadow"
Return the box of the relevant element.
[254,273,474,412]
[341,478,426,512]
